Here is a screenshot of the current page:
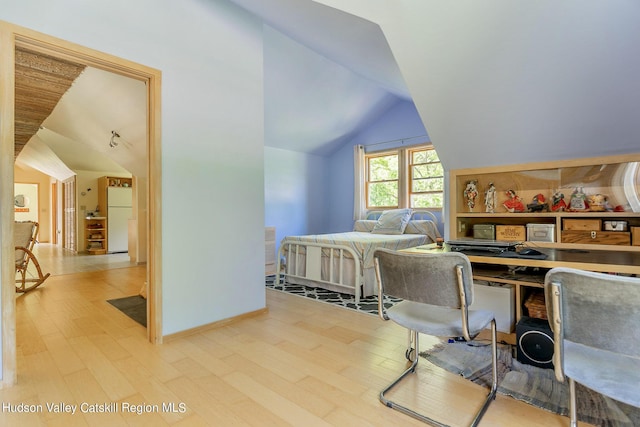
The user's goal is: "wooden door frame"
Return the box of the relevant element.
[0,20,163,386]
[51,182,58,245]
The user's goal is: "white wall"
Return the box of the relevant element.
[316,0,640,170]
[1,0,266,336]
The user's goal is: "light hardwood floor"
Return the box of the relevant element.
[2,246,581,426]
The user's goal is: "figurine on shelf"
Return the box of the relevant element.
[464,180,479,212]
[569,187,589,211]
[551,191,567,211]
[587,193,610,212]
[484,182,497,213]
[527,193,549,212]
[503,189,525,213]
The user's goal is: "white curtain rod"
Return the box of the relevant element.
[363,134,429,148]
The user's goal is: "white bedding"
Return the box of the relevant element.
[279,219,439,298]
[283,231,427,270]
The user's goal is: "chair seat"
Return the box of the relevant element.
[387,300,494,338]
[565,340,640,408]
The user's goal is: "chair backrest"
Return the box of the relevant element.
[545,267,640,358]
[373,248,474,308]
[15,221,38,264]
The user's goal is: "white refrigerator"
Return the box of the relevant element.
[107,187,133,253]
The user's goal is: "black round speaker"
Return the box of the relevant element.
[516,316,554,369]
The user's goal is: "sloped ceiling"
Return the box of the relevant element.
[232,0,413,155]
[15,64,147,180]
[14,48,84,160]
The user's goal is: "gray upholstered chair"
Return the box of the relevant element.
[544,267,640,427]
[373,248,497,426]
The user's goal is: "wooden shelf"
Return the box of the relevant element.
[85,217,107,255]
[445,153,640,343]
[450,153,640,252]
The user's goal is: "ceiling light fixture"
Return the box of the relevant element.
[110,130,120,148]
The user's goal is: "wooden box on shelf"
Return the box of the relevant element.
[561,230,630,246]
[563,218,602,231]
[633,227,640,246]
[496,225,525,241]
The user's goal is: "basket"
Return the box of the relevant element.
[524,290,547,320]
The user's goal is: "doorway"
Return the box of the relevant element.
[0,21,163,386]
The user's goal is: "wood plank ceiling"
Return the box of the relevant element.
[14,48,85,160]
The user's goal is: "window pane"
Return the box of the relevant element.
[368,181,398,207]
[412,150,439,164]
[411,193,443,208]
[412,163,443,178]
[412,178,444,192]
[369,155,398,181]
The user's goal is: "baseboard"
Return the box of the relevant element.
[162,307,268,342]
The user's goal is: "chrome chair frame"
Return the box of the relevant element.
[374,249,497,427]
[545,267,640,427]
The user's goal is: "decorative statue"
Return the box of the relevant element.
[484,182,497,213]
[588,194,609,212]
[551,191,567,211]
[527,193,549,212]
[464,180,479,212]
[569,187,589,211]
[503,189,525,213]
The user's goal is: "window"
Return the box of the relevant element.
[409,147,444,208]
[365,145,443,210]
[366,152,399,209]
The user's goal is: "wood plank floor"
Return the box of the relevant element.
[1,246,582,426]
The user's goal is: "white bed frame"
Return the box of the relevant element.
[274,211,441,304]
[275,242,363,302]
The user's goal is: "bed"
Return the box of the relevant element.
[275,210,441,302]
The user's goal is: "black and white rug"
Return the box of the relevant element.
[265,275,401,316]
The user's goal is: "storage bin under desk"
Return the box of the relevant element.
[470,281,515,333]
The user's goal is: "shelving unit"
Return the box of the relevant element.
[85,217,107,255]
[450,153,640,251]
[98,176,133,190]
[443,153,640,344]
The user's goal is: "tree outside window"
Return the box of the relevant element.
[409,148,444,208]
[365,145,443,210]
[366,153,399,208]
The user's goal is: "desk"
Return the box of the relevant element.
[405,243,640,274]
[404,244,640,343]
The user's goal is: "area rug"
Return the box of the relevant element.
[265,275,401,316]
[420,341,640,427]
[107,295,147,327]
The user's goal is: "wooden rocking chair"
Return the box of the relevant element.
[15,221,50,293]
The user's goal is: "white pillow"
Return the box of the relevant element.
[372,209,413,235]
